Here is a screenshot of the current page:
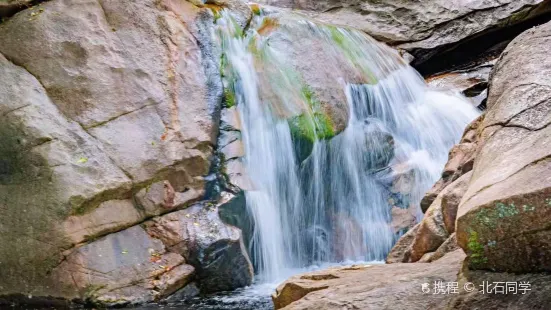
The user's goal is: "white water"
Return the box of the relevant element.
[214,10,480,284]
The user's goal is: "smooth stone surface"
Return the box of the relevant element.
[273,250,466,309]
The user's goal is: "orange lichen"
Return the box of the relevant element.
[257,17,279,36]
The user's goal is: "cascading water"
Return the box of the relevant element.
[214,9,480,284]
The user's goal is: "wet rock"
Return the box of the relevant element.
[225,158,254,190]
[427,59,496,107]
[220,106,242,132]
[364,130,395,172]
[420,115,483,212]
[391,169,415,196]
[190,0,252,29]
[220,139,245,160]
[218,105,251,189]
[390,174,469,263]
[273,250,465,309]
[256,0,551,74]
[144,202,254,293]
[164,282,200,303]
[331,212,367,261]
[218,191,254,254]
[456,20,551,272]
[155,264,196,298]
[390,204,417,234]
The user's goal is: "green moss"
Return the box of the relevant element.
[250,3,262,16]
[223,88,236,108]
[502,8,531,26]
[289,112,334,142]
[325,25,377,84]
[474,201,525,230]
[211,8,222,21]
[220,53,227,77]
[83,284,106,300]
[467,230,488,267]
[288,86,335,143]
[286,84,336,162]
[328,26,346,49]
[230,15,243,38]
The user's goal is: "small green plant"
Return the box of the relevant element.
[223,88,236,108]
[467,230,487,266]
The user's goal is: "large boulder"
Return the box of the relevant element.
[408,193,449,262]
[0,51,132,298]
[223,8,411,138]
[144,202,254,293]
[456,20,551,272]
[220,7,412,163]
[0,0,253,304]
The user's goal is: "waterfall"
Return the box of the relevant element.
[214,10,480,283]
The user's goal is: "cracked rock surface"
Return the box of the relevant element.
[456,20,551,272]
[0,0,253,305]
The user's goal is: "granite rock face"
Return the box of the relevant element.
[51,226,195,306]
[0,0,253,305]
[456,20,551,273]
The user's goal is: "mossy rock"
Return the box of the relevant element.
[288,112,335,163]
[223,87,236,108]
[250,3,262,16]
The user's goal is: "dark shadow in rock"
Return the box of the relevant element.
[413,1,551,77]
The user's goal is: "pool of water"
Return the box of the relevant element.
[131,261,382,310]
